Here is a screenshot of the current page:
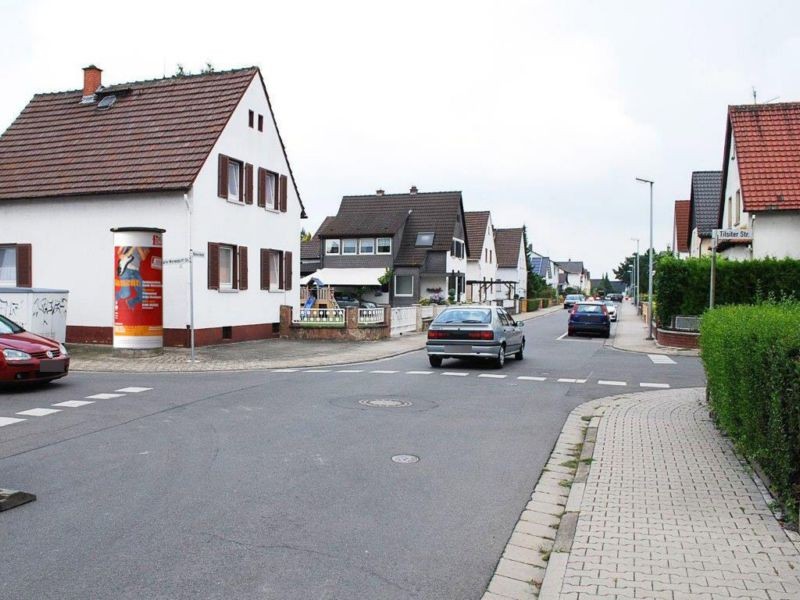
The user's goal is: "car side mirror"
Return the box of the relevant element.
[516,320,524,327]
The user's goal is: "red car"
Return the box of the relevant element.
[0,314,70,384]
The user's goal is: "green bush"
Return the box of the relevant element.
[656,256,800,326]
[700,302,800,520]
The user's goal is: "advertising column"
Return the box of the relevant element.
[111,227,166,354]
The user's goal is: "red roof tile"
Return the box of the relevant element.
[727,102,800,212]
[0,68,257,200]
[673,199,690,253]
[494,228,524,268]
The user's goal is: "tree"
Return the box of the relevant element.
[522,225,534,294]
[201,63,215,74]
[300,228,312,242]
[613,250,673,290]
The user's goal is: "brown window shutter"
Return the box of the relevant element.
[245,164,254,205]
[277,250,285,290]
[257,168,266,208]
[239,246,248,290]
[207,242,219,289]
[279,175,288,212]
[217,155,228,199]
[16,243,32,287]
[258,114,264,131]
[273,176,280,210]
[231,245,239,289]
[260,248,270,290]
[284,251,293,291]
[238,164,244,203]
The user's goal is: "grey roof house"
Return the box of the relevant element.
[687,171,723,257]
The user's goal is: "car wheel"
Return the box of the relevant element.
[603,331,610,339]
[567,329,574,337]
[494,346,506,369]
[429,355,443,368]
[515,340,525,360]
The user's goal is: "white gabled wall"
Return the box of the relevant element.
[466,216,498,302]
[719,135,752,261]
[753,212,800,258]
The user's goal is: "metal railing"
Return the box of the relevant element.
[358,308,385,324]
[293,307,345,324]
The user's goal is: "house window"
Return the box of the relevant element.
[248,110,254,128]
[269,250,282,291]
[727,197,732,227]
[325,239,341,255]
[377,237,392,254]
[451,238,465,259]
[266,171,278,209]
[342,239,357,254]
[257,114,264,132]
[395,274,413,296]
[228,160,242,202]
[416,232,434,246]
[735,190,741,226]
[0,246,16,286]
[359,238,375,254]
[219,245,234,289]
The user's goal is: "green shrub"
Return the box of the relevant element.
[700,302,800,520]
[656,256,800,326]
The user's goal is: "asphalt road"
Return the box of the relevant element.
[0,310,705,600]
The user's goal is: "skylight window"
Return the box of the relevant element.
[97,95,117,110]
[416,232,434,246]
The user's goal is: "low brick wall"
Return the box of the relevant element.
[280,305,391,341]
[656,327,700,349]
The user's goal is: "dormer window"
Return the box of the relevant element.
[342,239,357,254]
[451,238,465,258]
[416,232,434,246]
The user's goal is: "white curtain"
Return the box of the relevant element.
[0,247,16,286]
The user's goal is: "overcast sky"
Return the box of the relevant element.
[2,0,798,277]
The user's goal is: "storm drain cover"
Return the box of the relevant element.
[392,454,420,464]
[358,399,412,408]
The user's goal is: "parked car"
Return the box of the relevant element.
[563,294,585,309]
[426,306,524,369]
[603,300,618,322]
[0,315,70,384]
[567,302,610,338]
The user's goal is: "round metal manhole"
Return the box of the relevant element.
[391,454,420,464]
[358,399,413,408]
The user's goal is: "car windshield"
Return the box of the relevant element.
[576,304,602,313]
[567,295,582,301]
[435,309,492,324]
[0,314,24,334]
[604,301,615,306]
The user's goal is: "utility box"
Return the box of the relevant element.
[0,287,69,342]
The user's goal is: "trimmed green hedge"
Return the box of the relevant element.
[700,302,800,520]
[655,256,800,326]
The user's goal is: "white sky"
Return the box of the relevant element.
[2,0,798,277]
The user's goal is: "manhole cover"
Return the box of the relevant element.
[358,399,412,408]
[392,454,420,464]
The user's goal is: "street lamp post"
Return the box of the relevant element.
[635,178,655,340]
[630,237,639,307]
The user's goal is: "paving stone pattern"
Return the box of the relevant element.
[558,389,800,600]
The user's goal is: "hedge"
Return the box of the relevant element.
[700,302,800,520]
[655,256,800,327]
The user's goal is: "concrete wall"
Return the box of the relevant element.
[753,211,800,259]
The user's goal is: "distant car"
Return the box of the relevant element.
[568,302,610,338]
[426,306,525,369]
[0,315,70,384]
[563,294,585,309]
[333,294,360,308]
[603,300,618,321]
[359,301,378,309]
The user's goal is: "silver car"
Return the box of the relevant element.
[603,300,618,322]
[426,306,525,369]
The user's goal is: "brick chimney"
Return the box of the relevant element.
[82,65,102,102]
[409,185,418,194]
[376,189,384,196]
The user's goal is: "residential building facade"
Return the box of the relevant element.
[494,228,528,300]
[672,199,691,258]
[464,211,497,303]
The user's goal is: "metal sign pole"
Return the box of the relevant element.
[710,230,717,310]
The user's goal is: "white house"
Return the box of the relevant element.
[464,211,497,303]
[718,102,800,260]
[494,228,527,300]
[0,65,305,346]
[555,261,591,295]
[530,251,556,289]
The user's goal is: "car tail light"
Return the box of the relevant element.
[467,330,494,340]
[427,330,446,339]
[601,305,608,315]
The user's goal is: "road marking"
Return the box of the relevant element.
[406,371,433,375]
[52,400,95,408]
[556,332,568,340]
[0,417,26,427]
[557,378,577,383]
[273,368,299,373]
[442,372,468,377]
[640,382,671,388]
[648,354,676,364]
[576,379,587,384]
[304,369,331,373]
[598,380,627,386]
[336,369,364,373]
[518,376,546,381]
[86,393,124,400]
[478,374,506,379]
[16,408,61,417]
[370,370,398,374]
[115,387,152,393]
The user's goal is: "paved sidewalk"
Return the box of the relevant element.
[611,301,699,357]
[541,388,800,600]
[68,305,562,372]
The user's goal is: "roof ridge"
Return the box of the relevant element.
[342,190,462,198]
[729,101,800,111]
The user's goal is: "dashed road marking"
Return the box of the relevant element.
[336,369,364,373]
[518,376,547,381]
[648,354,676,364]
[370,370,398,374]
[17,408,61,417]
[0,417,26,427]
[86,393,125,400]
[115,387,152,393]
[556,332,568,340]
[478,374,506,379]
[406,371,433,375]
[557,378,577,383]
[598,380,627,386]
[304,369,331,373]
[640,382,671,389]
[273,369,299,373]
[52,400,95,408]
[442,372,469,377]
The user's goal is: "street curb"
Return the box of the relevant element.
[70,305,563,374]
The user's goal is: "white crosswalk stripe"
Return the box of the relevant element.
[304,369,331,373]
[518,376,546,381]
[0,417,26,427]
[648,354,676,364]
[406,371,433,375]
[336,369,364,373]
[115,387,152,393]
[598,380,627,386]
[52,400,95,408]
[86,393,124,400]
[17,408,61,417]
[478,374,506,379]
[370,370,397,374]
[442,372,469,377]
[273,368,299,373]
[640,382,671,388]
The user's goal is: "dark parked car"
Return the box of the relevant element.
[568,302,610,338]
[0,315,70,384]
[563,294,585,309]
[426,306,524,369]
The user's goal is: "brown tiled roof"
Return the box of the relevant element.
[0,67,304,213]
[495,228,524,268]
[320,191,465,267]
[673,199,691,253]
[725,102,800,212]
[464,211,490,259]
